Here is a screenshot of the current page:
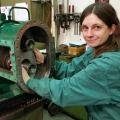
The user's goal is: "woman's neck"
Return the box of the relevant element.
[93,39,118,57]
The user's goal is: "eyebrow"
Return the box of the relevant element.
[82,23,105,27]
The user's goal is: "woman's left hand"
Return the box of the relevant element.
[22,66,30,84]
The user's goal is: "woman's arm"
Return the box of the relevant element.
[54,48,93,79]
[26,54,117,107]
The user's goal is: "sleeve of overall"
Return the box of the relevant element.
[26,56,111,107]
[54,50,91,79]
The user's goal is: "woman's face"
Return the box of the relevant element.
[81,13,114,48]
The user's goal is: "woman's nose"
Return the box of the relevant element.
[86,28,94,37]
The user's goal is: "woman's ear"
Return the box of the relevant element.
[109,24,116,35]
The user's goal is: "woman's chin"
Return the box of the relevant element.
[87,44,98,48]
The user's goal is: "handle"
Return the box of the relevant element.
[8,6,30,21]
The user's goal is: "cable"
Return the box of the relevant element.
[0,0,1,14]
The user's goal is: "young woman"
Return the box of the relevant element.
[22,3,120,120]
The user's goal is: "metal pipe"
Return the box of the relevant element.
[8,6,30,21]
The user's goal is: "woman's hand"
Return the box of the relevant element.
[22,66,30,84]
[34,48,44,64]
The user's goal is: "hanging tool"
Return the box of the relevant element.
[72,4,77,35]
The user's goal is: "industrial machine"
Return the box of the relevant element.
[0,7,55,120]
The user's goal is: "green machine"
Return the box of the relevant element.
[0,7,55,120]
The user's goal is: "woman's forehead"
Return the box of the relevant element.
[82,14,105,26]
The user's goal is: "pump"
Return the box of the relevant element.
[0,7,55,120]
[0,7,55,93]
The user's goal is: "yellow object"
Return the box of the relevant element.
[68,46,85,56]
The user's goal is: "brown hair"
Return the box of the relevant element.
[80,3,120,57]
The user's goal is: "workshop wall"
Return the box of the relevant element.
[1,0,51,29]
[0,0,30,7]
[110,0,120,20]
[53,0,120,48]
[54,0,94,47]
[67,0,120,18]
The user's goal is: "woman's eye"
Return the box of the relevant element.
[82,26,88,31]
[93,26,102,30]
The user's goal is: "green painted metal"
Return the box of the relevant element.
[64,106,87,120]
[0,22,24,43]
[0,78,43,120]
[0,79,23,100]
[0,21,25,83]
[0,18,55,93]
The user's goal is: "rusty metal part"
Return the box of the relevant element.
[0,93,42,120]
[0,46,11,70]
[0,20,55,93]
[15,21,55,93]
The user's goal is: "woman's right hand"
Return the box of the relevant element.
[34,48,44,64]
[22,66,30,84]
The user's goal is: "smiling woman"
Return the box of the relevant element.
[81,13,116,49]
[22,3,120,120]
[80,3,120,57]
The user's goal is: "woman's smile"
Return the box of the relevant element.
[82,14,114,47]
